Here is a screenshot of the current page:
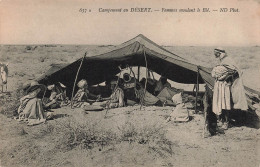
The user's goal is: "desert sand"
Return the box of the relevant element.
[0,45,259,167]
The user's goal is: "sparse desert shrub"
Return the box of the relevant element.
[118,122,137,142]
[39,55,48,62]
[44,45,57,47]
[118,121,167,143]
[54,118,118,150]
[118,121,174,157]
[14,71,26,77]
[53,117,173,157]
[30,123,55,139]
[0,86,25,117]
[98,45,109,47]
[25,46,33,50]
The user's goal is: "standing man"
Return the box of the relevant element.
[211,47,248,130]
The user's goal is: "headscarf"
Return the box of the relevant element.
[77,79,88,88]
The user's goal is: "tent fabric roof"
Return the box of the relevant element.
[38,34,203,86]
[37,34,259,110]
[37,63,68,81]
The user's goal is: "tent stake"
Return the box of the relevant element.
[195,67,200,113]
[70,52,87,109]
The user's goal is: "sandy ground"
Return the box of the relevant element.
[0,45,260,166]
[0,105,259,167]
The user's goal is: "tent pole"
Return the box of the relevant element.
[71,52,87,109]
[140,46,148,109]
[144,50,148,95]
[137,66,140,81]
[195,67,200,113]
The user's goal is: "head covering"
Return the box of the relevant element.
[26,81,46,95]
[110,80,118,85]
[110,76,124,85]
[214,47,225,53]
[77,79,88,88]
[172,92,183,105]
[58,82,66,88]
[47,84,55,90]
[160,76,167,85]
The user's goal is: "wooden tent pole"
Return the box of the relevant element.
[140,46,148,109]
[71,52,87,109]
[137,66,140,81]
[195,67,200,113]
[129,66,137,89]
[144,48,148,95]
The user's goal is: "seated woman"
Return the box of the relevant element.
[93,79,125,109]
[72,79,101,108]
[140,77,157,94]
[154,76,171,95]
[44,82,68,109]
[17,81,52,126]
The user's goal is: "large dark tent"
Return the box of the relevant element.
[36,34,259,110]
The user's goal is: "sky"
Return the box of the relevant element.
[0,0,259,46]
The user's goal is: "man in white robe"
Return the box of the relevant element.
[211,48,248,130]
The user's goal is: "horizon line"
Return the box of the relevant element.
[1,43,259,47]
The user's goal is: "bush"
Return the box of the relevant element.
[25,46,33,50]
[54,118,118,150]
[53,117,174,157]
[118,121,166,144]
[14,71,26,77]
[39,56,47,62]
[0,87,25,117]
[118,121,174,157]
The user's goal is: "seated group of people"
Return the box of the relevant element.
[16,81,56,125]
[16,78,125,125]
[16,74,180,126]
[72,79,125,109]
[140,76,171,96]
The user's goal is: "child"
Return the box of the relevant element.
[166,92,190,122]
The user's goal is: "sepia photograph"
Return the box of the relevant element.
[0,0,259,166]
